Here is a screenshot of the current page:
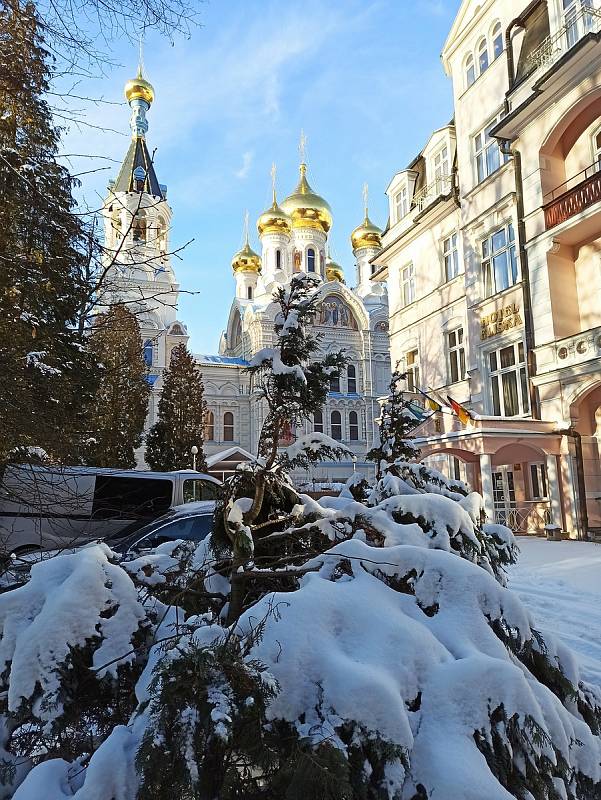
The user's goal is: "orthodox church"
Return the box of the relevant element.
[103,69,391,484]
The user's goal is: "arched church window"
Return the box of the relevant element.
[204,410,215,441]
[157,215,167,252]
[330,410,342,441]
[313,410,324,433]
[307,247,316,273]
[143,339,153,366]
[133,209,147,242]
[347,364,357,393]
[247,286,253,300]
[275,249,282,270]
[329,372,340,393]
[349,411,359,441]
[223,411,234,442]
[111,211,122,242]
[133,165,146,192]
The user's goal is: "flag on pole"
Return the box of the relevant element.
[447,395,472,426]
[417,388,441,412]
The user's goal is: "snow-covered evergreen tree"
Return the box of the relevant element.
[145,343,208,473]
[85,304,150,468]
[0,0,99,464]
[367,364,420,478]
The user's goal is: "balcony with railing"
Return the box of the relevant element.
[527,6,601,76]
[411,174,453,214]
[494,501,551,534]
[543,160,601,229]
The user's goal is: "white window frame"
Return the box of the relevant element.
[401,262,415,307]
[465,53,476,88]
[486,340,529,417]
[447,328,466,384]
[394,186,409,222]
[477,37,489,74]
[491,21,503,59]
[443,232,460,281]
[474,112,510,184]
[481,222,519,298]
[405,349,420,393]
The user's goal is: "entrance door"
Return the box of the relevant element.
[492,467,516,526]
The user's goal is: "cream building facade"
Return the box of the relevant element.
[103,77,392,485]
[373,0,601,538]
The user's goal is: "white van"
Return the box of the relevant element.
[0,465,221,556]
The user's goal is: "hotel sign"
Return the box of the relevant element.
[480,303,522,340]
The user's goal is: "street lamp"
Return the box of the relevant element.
[191,445,198,471]
[352,454,357,474]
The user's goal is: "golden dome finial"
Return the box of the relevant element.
[233,211,261,274]
[281,135,333,234]
[258,165,292,237]
[363,182,369,219]
[124,38,155,108]
[351,185,383,252]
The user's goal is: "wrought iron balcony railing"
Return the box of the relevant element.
[543,161,601,229]
[527,6,601,74]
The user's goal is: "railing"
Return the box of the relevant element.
[412,174,453,213]
[543,164,601,228]
[494,502,551,533]
[527,6,601,74]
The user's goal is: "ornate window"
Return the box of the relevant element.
[133,209,147,242]
[143,339,153,366]
[275,249,282,270]
[488,342,529,417]
[170,323,185,336]
[223,411,234,442]
[247,286,253,300]
[204,411,215,441]
[331,410,342,441]
[329,372,341,393]
[157,215,167,251]
[347,364,357,393]
[307,247,316,273]
[492,22,503,59]
[313,410,324,433]
[478,38,489,73]
[482,223,518,297]
[349,411,359,441]
[465,54,476,87]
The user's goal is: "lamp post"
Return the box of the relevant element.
[191,445,198,471]
[352,454,357,474]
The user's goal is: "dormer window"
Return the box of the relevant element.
[433,145,450,193]
[395,187,408,221]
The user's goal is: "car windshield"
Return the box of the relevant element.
[132,512,213,550]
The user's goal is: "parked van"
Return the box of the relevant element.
[0,465,221,556]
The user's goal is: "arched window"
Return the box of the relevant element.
[307,247,316,273]
[492,22,503,59]
[275,249,282,270]
[478,38,489,74]
[349,411,359,441]
[314,410,324,433]
[204,410,215,441]
[157,215,167,252]
[329,372,340,393]
[111,211,122,242]
[143,339,153,366]
[593,126,601,171]
[347,364,357,393]
[331,410,342,441]
[465,54,476,87]
[247,286,253,300]
[133,209,146,242]
[223,412,234,442]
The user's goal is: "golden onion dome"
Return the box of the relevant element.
[231,241,261,274]
[281,163,332,234]
[351,214,383,251]
[257,195,292,237]
[325,257,344,283]
[124,67,155,106]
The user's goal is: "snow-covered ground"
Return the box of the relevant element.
[509,536,601,686]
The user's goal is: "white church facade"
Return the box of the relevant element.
[102,71,391,486]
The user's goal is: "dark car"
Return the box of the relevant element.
[110,500,216,555]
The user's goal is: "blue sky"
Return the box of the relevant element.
[61,0,459,353]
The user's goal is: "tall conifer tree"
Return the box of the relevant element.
[86,304,150,468]
[0,0,98,463]
[145,343,208,472]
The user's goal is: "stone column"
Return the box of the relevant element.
[479,453,494,522]
[545,453,564,531]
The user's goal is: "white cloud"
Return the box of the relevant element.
[234,150,254,180]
